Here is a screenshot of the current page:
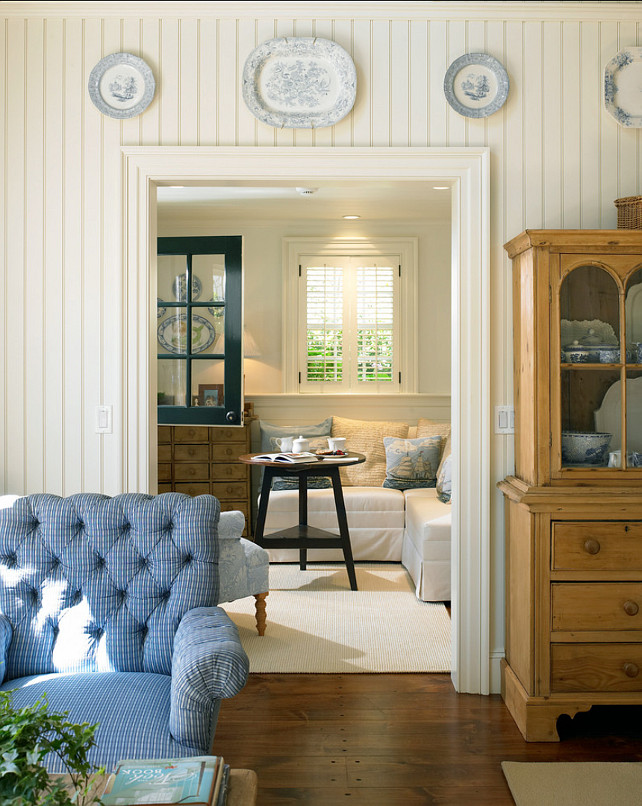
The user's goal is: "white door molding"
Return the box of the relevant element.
[122,146,491,695]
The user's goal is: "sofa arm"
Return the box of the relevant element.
[0,615,12,684]
[170,606,249,748]
[217,510,245,540]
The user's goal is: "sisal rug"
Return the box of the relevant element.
[221,563,451,673]
[502,762,642,806]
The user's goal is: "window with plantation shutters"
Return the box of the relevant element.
[299,256,400,392]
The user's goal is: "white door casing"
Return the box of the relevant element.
[122,146,490,694]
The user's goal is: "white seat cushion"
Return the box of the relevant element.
[402,488,452,601]
[262,486,405,562]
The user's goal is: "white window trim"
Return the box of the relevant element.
[283,237,418,394]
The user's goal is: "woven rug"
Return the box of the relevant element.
[502,762,642,806]
[221,563,451,673]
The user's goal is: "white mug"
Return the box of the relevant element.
[328,437,347,452]
[276,436,294,452]
[292,435,310,452]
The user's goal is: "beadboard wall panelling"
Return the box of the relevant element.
[3,4,642,688]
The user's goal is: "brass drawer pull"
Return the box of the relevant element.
[188,447,195,456]
[583,539,601,555]
[624,600,640,616]
[623,662,640,678]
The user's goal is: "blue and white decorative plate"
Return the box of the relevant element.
[157,314,216,355]
[157,298,167,319]
[443,53,509,118]
[173,274,202,302]
[88,52,155,119]
[242,37,357,129]
[605,48,642,127]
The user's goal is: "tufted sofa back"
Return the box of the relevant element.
[0,492,220,681]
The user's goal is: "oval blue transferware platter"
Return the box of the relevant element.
[243,37,357,129]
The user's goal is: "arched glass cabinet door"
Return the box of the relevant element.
[559,264,620,469]
[157,236,243,426]
[623,266,642,467]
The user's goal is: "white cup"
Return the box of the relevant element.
[328,437,347,452]
[276,436,294,451]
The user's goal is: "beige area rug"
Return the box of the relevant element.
[221,563,451,673]
[502,762,642,806]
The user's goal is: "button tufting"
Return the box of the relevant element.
[72,590,82,604]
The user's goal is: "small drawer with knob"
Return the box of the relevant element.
[174,444,209,463]
[552,521,642,571]
[552,583,642,631]
[174,463,210,481]
[552,644,642,692]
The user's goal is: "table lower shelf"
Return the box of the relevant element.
[257,524,347,549]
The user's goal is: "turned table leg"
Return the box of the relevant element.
[254,592,268,636]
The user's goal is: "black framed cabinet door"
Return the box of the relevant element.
[156,236,243,426]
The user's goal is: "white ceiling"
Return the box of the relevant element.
[156,179,452,223]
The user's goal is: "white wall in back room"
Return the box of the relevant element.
[157,217,452,399]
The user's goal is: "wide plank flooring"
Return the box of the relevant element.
[213,673,642,805]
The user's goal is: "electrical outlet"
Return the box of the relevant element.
[95,405,113,434]
[495,405,514,434]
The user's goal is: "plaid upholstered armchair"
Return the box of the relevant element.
[0,492,252,772]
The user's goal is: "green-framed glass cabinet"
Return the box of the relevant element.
[156,236,243,426]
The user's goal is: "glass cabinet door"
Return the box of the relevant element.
[558,259,642,472]
[157,236,242,426]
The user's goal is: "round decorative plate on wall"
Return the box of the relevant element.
[443,53,509,118]
[88,52,156,119]
[242,37,357,129]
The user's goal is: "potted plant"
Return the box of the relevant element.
[0,691,104,805]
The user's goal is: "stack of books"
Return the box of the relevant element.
[101,755,230,806]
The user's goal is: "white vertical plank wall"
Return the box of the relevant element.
[2,2,642,690]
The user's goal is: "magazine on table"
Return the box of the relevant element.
[101,755,224,805]
[251,451,318,463]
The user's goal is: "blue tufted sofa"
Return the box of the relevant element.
[0,492,250,772]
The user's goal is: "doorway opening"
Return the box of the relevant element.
[122,146,490,694]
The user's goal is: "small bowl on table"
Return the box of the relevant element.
[561,431,612,466]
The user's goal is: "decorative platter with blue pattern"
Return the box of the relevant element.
[443,53,509,119]
[88,52,155,119]
[157,314,216,355]
[242,37,357,129]
[605,48,642,127]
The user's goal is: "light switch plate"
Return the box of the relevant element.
[95,405,113,434]
[495,405,514,434]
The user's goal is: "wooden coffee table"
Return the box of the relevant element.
[239,452,366,591]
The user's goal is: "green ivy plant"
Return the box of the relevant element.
[0,691,104,806]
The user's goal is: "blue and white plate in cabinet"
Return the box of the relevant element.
[157,314,216,355]
[242,37,357,129]
[88,52,155,119]
[605,48,642,127]
[443,53,509,118]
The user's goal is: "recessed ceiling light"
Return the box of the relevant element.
[343,215,361,220]
[433,186,450,190]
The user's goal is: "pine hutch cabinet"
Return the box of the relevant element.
[500,230,642,741]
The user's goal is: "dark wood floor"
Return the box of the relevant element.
[214,673,642,805]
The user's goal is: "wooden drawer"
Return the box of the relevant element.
[157,483,173,494]
[552,583,642,631]
[158,426,172,444]
[212,481,247,500]
[210,426,248,444]
[174,463,209,481]
[174,482,210,496]
[211,463,248,481]
[552,644,642,692]
[552,521,642,571]
[158,444,172,463]
[158,463,172,481]
[174,444,209,462]
[212,444,246,462]
[173,426,210,443]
